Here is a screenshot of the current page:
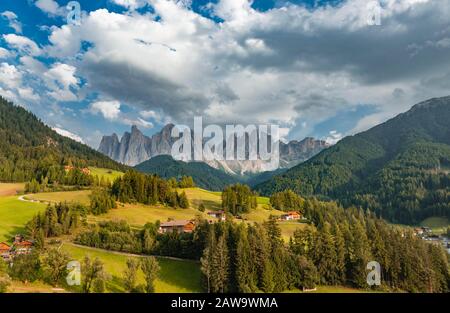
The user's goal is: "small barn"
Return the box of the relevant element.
[280,211,301,221]
[159,220,196,234]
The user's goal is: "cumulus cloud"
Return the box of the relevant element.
[44,63,79,101]
[0,63,22,90]
[34,0,65,17]
[0,48,12,59]
[3,34,41,56]
[1,11,22,33]
[325,130,343,145]
[0,0,440,145]
[43,1,449,130]
[52,126,85,143]
[89,100,122,120]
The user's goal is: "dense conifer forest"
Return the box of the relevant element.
[257,97,450,224]
[0,97,126,183]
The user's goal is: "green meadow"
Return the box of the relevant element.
[89,167,124,182]
[62,243,202,293]
[26,190,92,206]
[0,196,46,242]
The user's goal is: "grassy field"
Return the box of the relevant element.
[62,243,202,293]
[0,183,25,196]
[420,216,449,235]
[0,196,46,242]
[18,187,305,239]
[89,203,209,227]
[182,188,222,211]
[26,190,92,206]
[8,281,66,293]
[89,167,124,182]
[284,286,376,293]
[420,216,449,228]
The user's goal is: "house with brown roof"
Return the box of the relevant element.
[0,242,11,260]
[159,220,196,234]
[207,210,226,221]
[280,211,301,221]
[12,235,34,255]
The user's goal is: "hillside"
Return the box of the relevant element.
[0,97,126,182]
[134,155,239,190]
[256,96,450,224]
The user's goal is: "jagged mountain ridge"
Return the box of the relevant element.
[98,124,329,174]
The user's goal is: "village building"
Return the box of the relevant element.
[64,165,91,175]
[12,234,34,255]
[0,242,11,260]
[13,240,34,255]
[207,210,226,221]
[280,211,301,221]
[159,220,196,234]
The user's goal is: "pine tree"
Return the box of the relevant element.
[201,228,215,293]
[123,258,139,292]
[235,225,257,292]
[313,222,338,285]
[141,256,160,293]
[211,235,229,293]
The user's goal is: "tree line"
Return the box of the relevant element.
[111,171,189,209]
[221,184,257,216]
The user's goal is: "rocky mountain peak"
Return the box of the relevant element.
[98,124,331,175]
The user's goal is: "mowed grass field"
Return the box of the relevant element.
[26,190,92,206]
[420,216,449,235]
[89,203,209,227]
[62,243,202,293]
[0,195,46,242]
[0,183,25,196]
[20,187,306,239]
[89,167,123,182]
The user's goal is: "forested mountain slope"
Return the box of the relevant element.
[0,97,126,182]
[134,155,239,191]
[256,96,450,224]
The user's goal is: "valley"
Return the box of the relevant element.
[0,96,449,294]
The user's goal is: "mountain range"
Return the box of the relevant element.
[98,124,329,175]
[256,96,450,224]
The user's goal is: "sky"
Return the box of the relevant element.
[0,0,449,148]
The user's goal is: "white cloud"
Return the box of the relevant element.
[325,130,343,145]
[35,0,59,14]
[110,0,147,10]
[89,100,121,120]
[18,87,40,101]
[0,63,22,89]
[1,11,22,33]
[33,0,450,141]
[0,48,12,59]
[139,109,161,120]
[3,34,41,56]
[52,126,85,143]
[44,63,79,101]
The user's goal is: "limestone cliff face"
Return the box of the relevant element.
[98,124,175,166]
[98,124,330,173]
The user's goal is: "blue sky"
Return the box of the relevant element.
[0,0,449,147]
